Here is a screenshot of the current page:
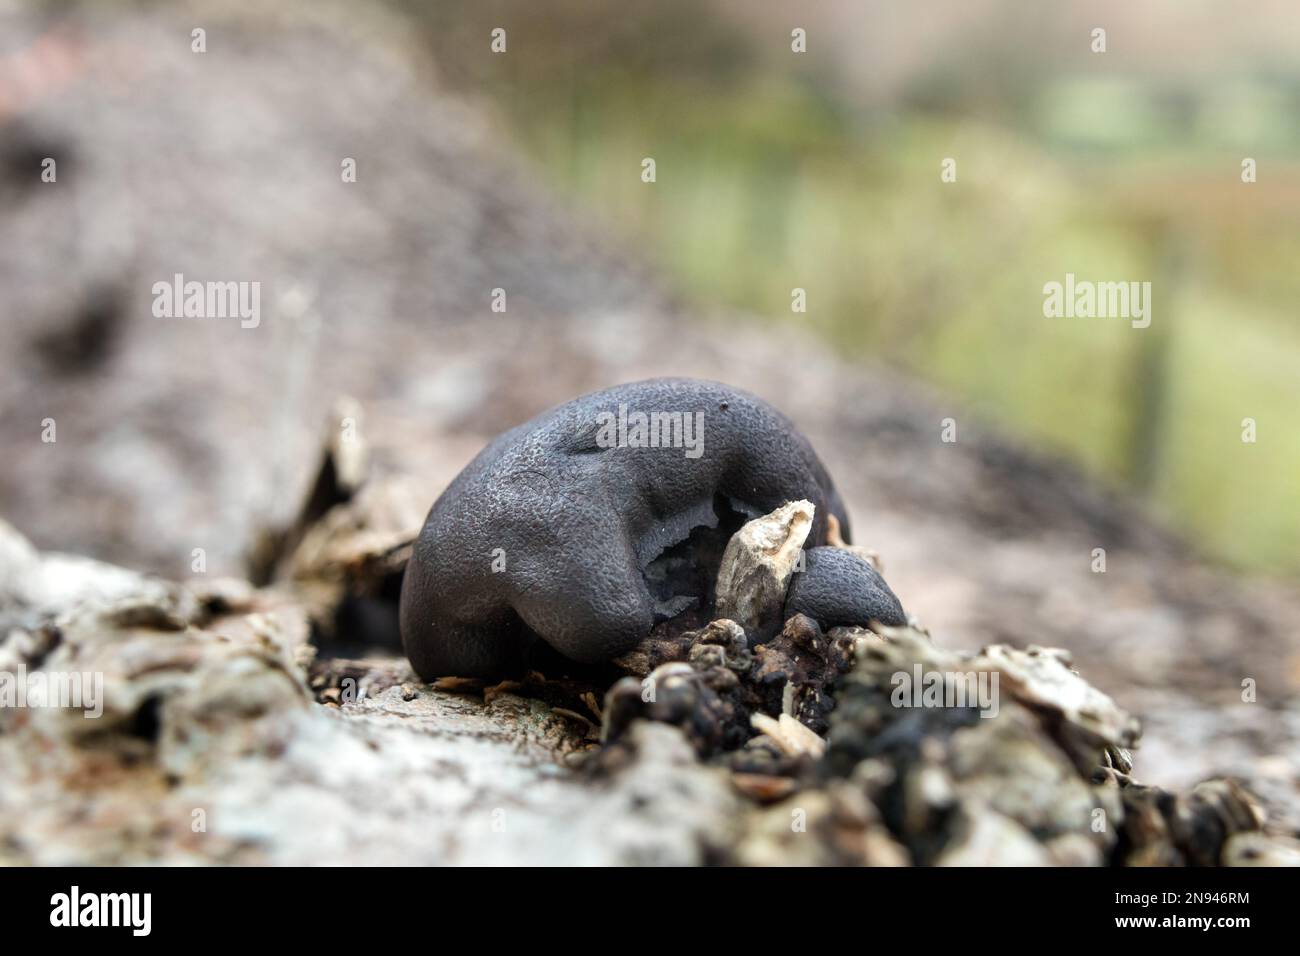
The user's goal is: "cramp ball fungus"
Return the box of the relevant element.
[784,546,907,630]
[399,377,904,679]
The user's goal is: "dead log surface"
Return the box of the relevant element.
[0,0,1297,863]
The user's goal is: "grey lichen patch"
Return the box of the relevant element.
[764,626,1264,866]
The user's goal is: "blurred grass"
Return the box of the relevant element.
[400,0,1300,575]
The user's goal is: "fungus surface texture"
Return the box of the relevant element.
[784,546,908,629]
[400,377,900,678]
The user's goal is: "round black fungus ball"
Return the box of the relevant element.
[399,377,854,679]
[783,546,907,631]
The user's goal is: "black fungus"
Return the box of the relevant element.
[785,546,907,630]
[400,378,853,678]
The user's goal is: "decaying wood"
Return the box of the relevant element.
[1,479,1292,865]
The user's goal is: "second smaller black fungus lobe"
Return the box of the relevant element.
[784,546,908,631]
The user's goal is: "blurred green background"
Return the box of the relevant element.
[397,0,1300,575]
